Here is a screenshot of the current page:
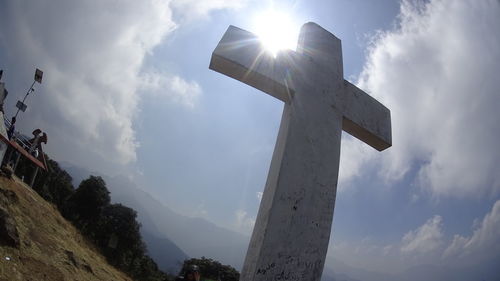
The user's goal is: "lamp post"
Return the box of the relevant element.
[14,68,43,119]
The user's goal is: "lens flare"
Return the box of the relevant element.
[252,10,299,56]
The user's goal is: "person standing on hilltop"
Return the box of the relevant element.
[28,130,47,158]
[7,117,15,140]
[29,129,42,154]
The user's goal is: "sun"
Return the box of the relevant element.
[252,10,299,56]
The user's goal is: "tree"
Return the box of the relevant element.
[179,257,240,281]
[94,204,145,268]
[32,157,74,210]
[93,203,171,281]
[64,175,110,232]
[132,255,171,281]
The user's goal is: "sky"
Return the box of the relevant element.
[1,0,500,278]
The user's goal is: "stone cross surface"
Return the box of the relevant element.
[209,22,391,281]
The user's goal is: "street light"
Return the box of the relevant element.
[14,68,43,119]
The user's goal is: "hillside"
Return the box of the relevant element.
[0,176,133,281]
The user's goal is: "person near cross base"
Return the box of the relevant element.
[184,264,201,281]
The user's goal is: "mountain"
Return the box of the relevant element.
[62,163,249,272]
[104,175,249,271]
[0,176,132,281]
[321,260,362,281]
[61,163,369,281]
[325,256,395,281]
[398,259,500,281]
[64,163,402,281]
[120,190,189,273]
[324,253,500,281]
[141,229,188,273]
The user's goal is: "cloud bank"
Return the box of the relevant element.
[171,0,246,21]
[234,209,256,234]
[331,1,500,276]
[444,200,500,264]
[0,0,242,172]
[340,0,500,198]
[401,215,443,255]
[140,71,201,108]
[330,199,500,276]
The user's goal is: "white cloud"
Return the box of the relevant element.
[0,0,175,166]
[0,0,242,173]
[338,135,375,190]
[192,202,208,217]
[328,237,401,274]
[329,200,500,274]
[401,215,444,255]
[140,71,201,108]
[443,200,500,263]
[343,0,500,197]
[171,0,247,21]
[235,209,255,234]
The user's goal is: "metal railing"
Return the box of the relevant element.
[4,115,33,151]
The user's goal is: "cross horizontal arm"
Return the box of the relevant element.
[209,25,293,103]
[340,80,392,151]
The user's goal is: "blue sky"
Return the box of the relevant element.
[1,0,499,277]
[135,0,403,229]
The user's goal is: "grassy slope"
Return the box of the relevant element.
[0,176,133,281]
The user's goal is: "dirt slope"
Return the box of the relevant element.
[0,176,133,281]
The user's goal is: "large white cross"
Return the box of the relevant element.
[209,22,391,281]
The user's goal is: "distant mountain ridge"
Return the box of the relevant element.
[60,163,354,280]
[62,163,248,273]
[105,175,249,271]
